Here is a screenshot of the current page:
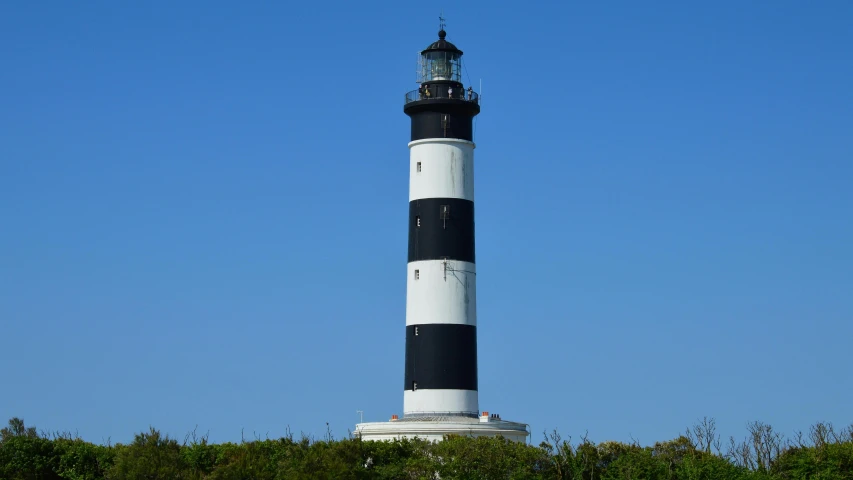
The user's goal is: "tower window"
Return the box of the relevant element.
[440,205,450,219]
[415,326,419,336]
[416,215,421,227]
[416,162,422,173]
[413,382,418,391]
[414,269,419,280]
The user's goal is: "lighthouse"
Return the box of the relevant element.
[355,23,528,443]
[404,25,480,418]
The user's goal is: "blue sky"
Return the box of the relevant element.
[1,1,851,445]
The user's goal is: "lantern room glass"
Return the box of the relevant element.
[418,51,463,83]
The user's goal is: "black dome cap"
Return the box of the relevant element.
[421,29,463,54]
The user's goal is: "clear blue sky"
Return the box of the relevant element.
[1,1,851,446]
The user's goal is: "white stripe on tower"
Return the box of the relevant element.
[409,139,474,202]
[403,389,479,415]
[406,260,476,326]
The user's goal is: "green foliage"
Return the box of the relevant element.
[53,438,113,480]
[0,435,62,480]
[1,417,852,479]
[432,434,552,479]
[1,417,39,442]
[108,428,187,480]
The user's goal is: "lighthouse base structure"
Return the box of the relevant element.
[354,413,529,443]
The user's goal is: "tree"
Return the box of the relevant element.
[53,438,114,480]
[1,417,39,442]
[108,428,188,480]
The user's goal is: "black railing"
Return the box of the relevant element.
[405,88,479,104]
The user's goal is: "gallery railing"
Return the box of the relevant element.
[405,88,480,104]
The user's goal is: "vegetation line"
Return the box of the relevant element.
[2,416,852,479]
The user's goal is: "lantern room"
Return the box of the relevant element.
[417,29,463,83]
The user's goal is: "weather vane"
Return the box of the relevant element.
[439,12,446,31]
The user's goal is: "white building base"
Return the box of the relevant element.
[354,412,529,443]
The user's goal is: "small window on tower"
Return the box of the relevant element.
[417,162,422,173]
[413,382,418,391]
[416,215,421,227]
[440,205,450,219]
[414,269,419,280]
[415,326,419,336]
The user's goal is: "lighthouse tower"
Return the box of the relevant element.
[404,25,479,418]
[355,23,528,443]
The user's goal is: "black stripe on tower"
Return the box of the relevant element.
[409,111,474,142]
[404,81,480,142]
[408,198,475,264]
[404,324,477,391]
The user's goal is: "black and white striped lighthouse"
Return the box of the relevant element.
[355,23,528,442]
[403,25,481,418]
